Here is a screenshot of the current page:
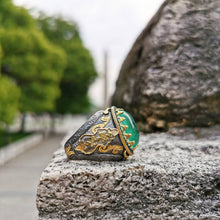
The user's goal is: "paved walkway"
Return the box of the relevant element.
[0,135,64,220]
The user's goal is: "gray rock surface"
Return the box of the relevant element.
[112,0,220,131]
[37,127,220,219]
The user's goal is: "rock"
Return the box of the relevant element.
[112,0,220,132]
[37,126,220,219]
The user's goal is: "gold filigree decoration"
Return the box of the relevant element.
[115,107,135,149]
[103,107,111,114]
[118,116,126,123]
[132,144,138,150]
[123,150,129,159]
[121,124,128,132]
[124,133,131,141]
[91,115,110,134]
[68,107,125,157]
[128,140,135,148]
[116,110,124,116]
[65,144,75,156]
[111,107,133,157]
[75,128,122,155]
[99,145,123,154]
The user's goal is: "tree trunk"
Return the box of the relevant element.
[20,113,26,133]
[4,126,11,145]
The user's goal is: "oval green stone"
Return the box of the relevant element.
[118,110,139,150]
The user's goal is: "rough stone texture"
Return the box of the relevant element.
[37,127,220,220]
[112,0,220,131]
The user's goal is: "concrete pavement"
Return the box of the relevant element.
[0,135,64,220]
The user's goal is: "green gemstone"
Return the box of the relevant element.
[117,110,139,150]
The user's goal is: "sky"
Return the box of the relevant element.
[14,0,164,107]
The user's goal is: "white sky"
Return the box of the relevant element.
[14,0,164,107]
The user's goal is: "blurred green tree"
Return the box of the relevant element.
[0,45,20,127]
[0,75,20,126]
[0,0,66,130]
[1,29,66,113]
[37,15,97,114]
[0,0,35,28]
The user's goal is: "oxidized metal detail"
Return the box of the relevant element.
[75,128,122,155]
[64,106,139,161]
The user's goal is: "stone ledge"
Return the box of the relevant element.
[37,127,220,219]
[0,133,43,166]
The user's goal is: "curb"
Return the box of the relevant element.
[0,133,44,166]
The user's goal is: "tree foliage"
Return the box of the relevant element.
[0,0,35,29]
[0,0,97,132]
[1,28,66,113]
[38,15,97,113]
[0,37,20,127]
[0,75,20,126]
[0,0,66,114]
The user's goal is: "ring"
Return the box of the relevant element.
[64,106,139,161]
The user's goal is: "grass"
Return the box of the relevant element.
[0,131,32,148]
